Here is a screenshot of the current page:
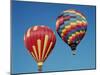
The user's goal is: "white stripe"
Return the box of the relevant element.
[33,26,38,31]
[41,25,45,27]
[27,28,31,37]
[24,35,25,41]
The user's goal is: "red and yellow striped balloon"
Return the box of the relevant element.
[24,25,56,71]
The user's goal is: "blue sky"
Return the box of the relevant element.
[11,1,96,74]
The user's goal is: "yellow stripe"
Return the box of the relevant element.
[61,33,64,37]
[72,34,76,37]
[69,36,73,40]
[43,42,53,61]
[68,40,70,42]
[68,41,70,44]
[80,30,85,34]
[31,52,37,61]
[82,20,87,26]
[64,10,85,20]
[62,29,66,33]
[75,32,80,35]
[68,30,85,44]
[76,20,82,24]
[37,39,41,60]
[70,22,77,26]
[69,32,78,41]
[64,10,76,13]
[62,25,70,33]
[32,45,38,61]
[42,35,48,59]
[65,25,70,29]
[61,25,71,37]
[76,13,85,19]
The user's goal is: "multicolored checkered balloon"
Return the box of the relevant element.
[56,9,87,55]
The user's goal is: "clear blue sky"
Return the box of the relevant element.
[12,1,96,74]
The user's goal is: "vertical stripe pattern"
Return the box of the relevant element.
[24,25,56,64]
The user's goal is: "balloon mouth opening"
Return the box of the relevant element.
[37,62,43,72]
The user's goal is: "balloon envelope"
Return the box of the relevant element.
[56,9,87,55]
[24,25,56,71]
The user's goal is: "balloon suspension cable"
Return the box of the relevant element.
[37,62,43,72]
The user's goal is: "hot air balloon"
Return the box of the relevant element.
[56,9,87,55]
[24,25,56,72]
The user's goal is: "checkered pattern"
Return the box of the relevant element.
[56,9,87,50]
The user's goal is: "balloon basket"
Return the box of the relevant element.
[72,50,76,55]
[37,62,43,72]
[38,65,42,72]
